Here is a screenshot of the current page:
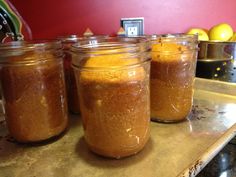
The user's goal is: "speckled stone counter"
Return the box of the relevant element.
[0,78,236,177]
[197,141,236,177]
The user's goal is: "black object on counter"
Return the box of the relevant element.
[196,41,236,83]
[0,6,18,42]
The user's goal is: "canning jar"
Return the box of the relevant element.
[58,35,109,114]
[72,37,151,158]
[58,35,82,114]
[0,41,68,142]
[151,34,198,122]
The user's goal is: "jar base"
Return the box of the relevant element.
[151,117,187,123]
[9,126,68,145]
[86,138,149,159]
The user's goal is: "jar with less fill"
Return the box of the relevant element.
[150,34,198,122]
[58,35,109,114]
[0,41,68,142]
[72,37,151,158]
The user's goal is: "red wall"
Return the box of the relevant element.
[10,0,236,39]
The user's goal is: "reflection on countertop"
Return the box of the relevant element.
[197,139,236,177]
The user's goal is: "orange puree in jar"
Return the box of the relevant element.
[1,51,68,142]
[151,43,196,122]
[75,54,150,158]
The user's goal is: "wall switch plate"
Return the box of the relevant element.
[120,17,144,37]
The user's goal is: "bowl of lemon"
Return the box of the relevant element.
[187,23,236,83]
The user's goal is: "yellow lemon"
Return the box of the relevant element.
[187,28,209,41]
[229,32,236,42]
[209,23,233,41]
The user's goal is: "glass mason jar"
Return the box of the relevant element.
[150,34,198,123]
[72,37,151,159]
[0,41,68,142]
[58,35,109,114]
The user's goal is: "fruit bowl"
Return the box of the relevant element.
[196,40,236,83]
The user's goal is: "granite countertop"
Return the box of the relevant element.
[197,140,236,177]
[1,78,236,177]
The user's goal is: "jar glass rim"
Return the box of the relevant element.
[0,40,62,51]
[57,35,110,43]
[72,58,151,71]
[151,33,198,41]
[0,40,63,65]
[71,37,151,70]
[57,35,83,43]
[150,33,198,53]
[71,37,150,54]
